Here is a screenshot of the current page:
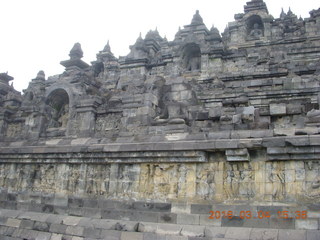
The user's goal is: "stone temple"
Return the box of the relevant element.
[1,0,320,239]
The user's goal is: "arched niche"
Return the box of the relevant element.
[45,89,70,129]
[246,15,264,39]
[93,62,104,77]
[181,43,201,72]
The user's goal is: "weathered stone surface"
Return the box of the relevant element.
[249,228,278,240]
[0,1,320,236]
[278,229,306,240]
[224,227,251,239]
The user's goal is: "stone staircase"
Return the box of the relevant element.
[0,207,319,240]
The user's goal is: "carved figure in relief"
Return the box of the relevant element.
[312,176,320,189]
[154,164,173,198]
[58,104,69,128]
[249,23,263,38]
[269,163,285,200]
[223,167,240,199]
[139,164,153,197]
[308,175,320,198]
[197,164,216,199]
[186,55,201,72]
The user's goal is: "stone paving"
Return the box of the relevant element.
[0,208,319,240]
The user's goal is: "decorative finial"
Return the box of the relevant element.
[280,8,286,19]
[103,40,111,52]
[191,10,204,25]
[36,70,45,80]
[69,42,83,60]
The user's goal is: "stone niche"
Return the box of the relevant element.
[181,43,201,72]
[246,15,264,39]
[44,88,70,136]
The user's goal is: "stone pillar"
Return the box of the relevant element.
[75,98,101,137]
[0,113,7,138]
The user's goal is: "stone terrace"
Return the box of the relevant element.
[1,0,320,238]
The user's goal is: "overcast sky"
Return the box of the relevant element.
[0,0,319,92]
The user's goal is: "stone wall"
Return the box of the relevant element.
[1,1,320,232]
[0,138,319,205]
[0,160,318,203]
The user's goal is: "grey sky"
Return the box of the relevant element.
[0,0,319,92]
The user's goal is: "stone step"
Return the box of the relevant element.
[0,195,320,230]
[1,194,319,230]
[0,208,320,240]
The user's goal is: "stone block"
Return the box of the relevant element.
[53,194,68,207]
[249,228,278,240]
[137,222,157,233]
[285,136,310,146]
[274,128,295,136]
[156,224,182,235]
[270,104,286,116]
[171,203,191,214]
[100,229,121,240]
[131,211,159,223]
[204,226,226,238]
[180,225,205,237]
[14,229,39,239]
[83,227,101,238]
[33,221,50,232]
[191,204,212,214]
[0,226,11,235]
[199,215,221,226]
[65,226,84,236]
[45,215,65,225]
[158,213,177,224]
[143,232,166,240]
[50,233,64,240]
[215,140,238,149]
[242,218,270,229]
[207,131,230,139]
[165,236,188,240]
[310,135,320,146]
[49,224,68,234]
[295,219,319,230]
[269,218,295,229]
[225,227,251,239]
[287,104,302,115]
[278,229,306,240]
[250,130,273,138]
[83,208,101,218]
[5,218,21,228]
[42,204,54,213]
[221,217,244,227]
[177,213,200,225]
[68,198,84,208]
[71,236,83,240]
[233,114,242,124]
[62,216,82,226]
[121,232,143,240]
[0,216,7,225]
[307,230,320,240]
[262,137,286,147]
[36,232,52,240]
[132,202,171,212]
[209,107,222,119]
